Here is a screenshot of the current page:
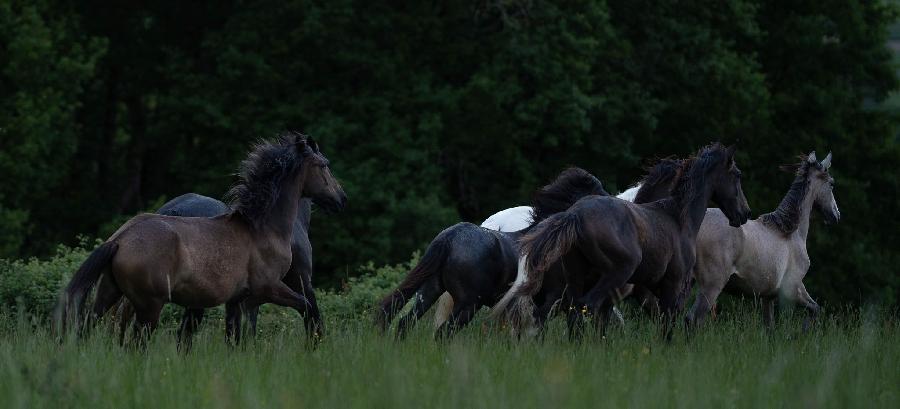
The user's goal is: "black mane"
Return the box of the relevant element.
[226,132,307,229]
[531,167,609,224]
[634,158,684,204]
[759,157,824,236]
[662,143,730,220]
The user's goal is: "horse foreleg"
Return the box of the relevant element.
[796,283,820,332]
[299,274,324,341]
[177,308,204,351]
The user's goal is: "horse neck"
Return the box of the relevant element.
[668,168,716,238]
[795,188,816,240]
[262,167,308,241]
[296,199,312,231]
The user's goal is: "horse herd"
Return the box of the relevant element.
[55,132,839,348]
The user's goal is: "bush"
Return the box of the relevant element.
[317,252,419,323]
[0,241,420,329]
[0,239,96,316]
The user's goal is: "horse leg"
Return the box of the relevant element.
[435,300,479,340]
[177,308,204,351]
[395,277,443,339]
[298,273,324,340]
[685,272,728,329]
[87,274,123,335]
[117,299,134,346]
[761,298,776,332]
[225,302,243,346]
[130,300,163,350]
[796,283,820,332]
[240,302,258,340]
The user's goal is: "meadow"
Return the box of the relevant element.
[0,303,896,409]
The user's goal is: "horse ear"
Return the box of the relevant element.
[294,135,308,152]
[726,144,737,161]
[821,152,832,169]
[807,151,817,164]
[308,136,320,153]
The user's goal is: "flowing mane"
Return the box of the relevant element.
[530,167,609,224]
[758,156,824,236]
[226,132,307,228]
[656,143,730,220]
[634,157,684,204]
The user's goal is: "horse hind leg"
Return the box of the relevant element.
[87,273,123,336]
[395,276,443,339]
[130,299,164,350]
[435,299,479,341]
[177,308,205,351]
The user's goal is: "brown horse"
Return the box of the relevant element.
[493,143,751,341]
[56,133,346,345]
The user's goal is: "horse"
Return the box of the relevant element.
[687,152,839,331]
[375,168,609,339]
[116,191,326,346]
[493,143,751,341]
[55,133,347,346]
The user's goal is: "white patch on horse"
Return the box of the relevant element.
[166,274,172,301]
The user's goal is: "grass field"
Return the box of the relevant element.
[0,305,896,409]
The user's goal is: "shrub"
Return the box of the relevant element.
[0,238,96,316]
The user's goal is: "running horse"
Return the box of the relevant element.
[56,133,346,345]
[494,143,751,340]
[687,152,839,331]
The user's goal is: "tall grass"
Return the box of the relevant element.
[0,304,896,409]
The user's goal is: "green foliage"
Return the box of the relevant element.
[0,239,93,315]
[317,253,420,322]
[0,0,105,257]
[0,0,898,305]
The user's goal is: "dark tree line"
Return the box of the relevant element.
[2,0,898,305]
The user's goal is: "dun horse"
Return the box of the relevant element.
[687,152,839,331]
[375,168,608,339]
[117,190,329,346]
[56,133,346,345]
[494,143,751,340]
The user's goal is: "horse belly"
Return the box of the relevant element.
[734,238,788,297]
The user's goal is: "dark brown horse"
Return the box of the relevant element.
[493,143,751,340]
[56,133,346,345]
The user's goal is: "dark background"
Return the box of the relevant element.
[2,0,898,306]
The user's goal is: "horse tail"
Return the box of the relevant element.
[490,212,581,334]
[54,241,119,333]
[432,292,455,329]
[375,228,456,332]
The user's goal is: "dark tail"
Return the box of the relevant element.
[54,242,119,333]
[375,227,457,331]
[490,212,581,334]
[519,211,581,296]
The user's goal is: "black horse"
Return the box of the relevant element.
[375,168,609,339]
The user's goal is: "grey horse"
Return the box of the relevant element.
[686,152,839,331]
